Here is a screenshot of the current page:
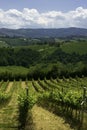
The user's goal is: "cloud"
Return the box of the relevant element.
[0,7,87,29]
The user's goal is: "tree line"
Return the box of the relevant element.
[0,47,87,80]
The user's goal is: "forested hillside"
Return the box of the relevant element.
[0,37,87,80]
[0,28,87,38]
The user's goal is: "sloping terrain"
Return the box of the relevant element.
[0,28,87,38]
[31,105,74,130]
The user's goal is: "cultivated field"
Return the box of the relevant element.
[0,77,87,130]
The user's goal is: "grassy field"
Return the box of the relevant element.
[0,66,29,75]
[61,40,87,54]
[0,41,9,47]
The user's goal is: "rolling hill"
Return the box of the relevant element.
[0,27,87,38]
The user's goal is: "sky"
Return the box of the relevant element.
[0,0,87,29]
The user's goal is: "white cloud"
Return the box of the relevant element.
[0,7,87,29]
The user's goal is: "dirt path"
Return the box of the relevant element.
[0,82,19,130]
[31,105,74,130]
[6,82,13,93]
[21,81,26,89]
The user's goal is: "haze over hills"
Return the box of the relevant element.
[0,28,87,38]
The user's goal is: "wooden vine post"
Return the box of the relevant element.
[83,87,86,101]
[26,86,29,97]
[81,87,87,127]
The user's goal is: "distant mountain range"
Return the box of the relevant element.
[0,27,87,38]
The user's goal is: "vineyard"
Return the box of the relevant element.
[0,77,87,130]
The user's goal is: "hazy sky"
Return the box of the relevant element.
[0,0,87,28]
[0,0,87,12]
